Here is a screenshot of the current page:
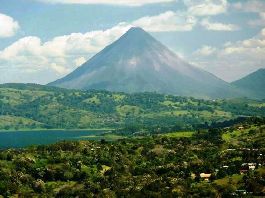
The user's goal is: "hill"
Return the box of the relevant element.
[49,27,240,99]
[232,68,265,99]
[0,117,264,197]
[0,83,265,131]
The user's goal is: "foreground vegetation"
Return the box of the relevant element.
[0,117,264,197]
[0,84,265,133]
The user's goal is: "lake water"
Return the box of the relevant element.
[0,130,108,148]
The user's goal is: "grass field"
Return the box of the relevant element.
[162,131,195,138]
[214,174,243,186]
[222,126,258,143]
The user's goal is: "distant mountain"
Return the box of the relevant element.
[49,27,240,99]
[232,68,265,99]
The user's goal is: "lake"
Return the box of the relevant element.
[0,130,108,148]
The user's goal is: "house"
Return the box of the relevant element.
[238,126,244,130]
[240,169,248,174]
[200,173,211,181]
[240,163,256,174]
[226,148,236,151]
[248,163,256,170]
[235,190,247,195]
[191,173,196,179]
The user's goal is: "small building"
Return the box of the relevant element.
[240,169,248,174]
[248,163,256,170]
[235,189,247,195]
[227,148,236,151]
[238,126,244,130]
[200,173,211,181]
[240,163,256,174]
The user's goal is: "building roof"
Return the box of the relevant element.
[200,173,211,178]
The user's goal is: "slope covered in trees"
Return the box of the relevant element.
[0,84,265,132]
[0,118,264,197]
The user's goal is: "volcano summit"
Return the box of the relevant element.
[49,27,239,99]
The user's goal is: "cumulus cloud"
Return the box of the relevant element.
[74,57,87,66]
[0,13,20,38]
[248,12,265,27]
[36,0,174,6]
[220,29,265,57]
[194,45,217,56]
[0,10,198,83]
[0,24,130,77]
[132,11,197,32]
[50,63,70,74]
[190,28,265,82]
[232,0,265,13]
[184,0,227,16]
[201,18,239,31]
[232,0,265,27]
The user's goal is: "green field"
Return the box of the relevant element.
[162,131,195,138]
[214,174,243,186]
[222,125,265,147]
[0,84,265,132]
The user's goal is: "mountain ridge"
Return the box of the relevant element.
[232,68,265,99]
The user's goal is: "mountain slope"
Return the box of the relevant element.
[49,27,240,99]
[232,68,265,99]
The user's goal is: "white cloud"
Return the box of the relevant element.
[0,13,20,38]
[194,45,217,56]
[0,23,130,77]
[36,0,175,6]
[190,28,265,82]
[220,30,265,56]
[74,57,86,66]
[232,0,265,13]
[0,10,198,83]
[232,0,265,27]
[184,0,227,16]
[248,12,265,27]
[201,18,239,31]
[132,11,197,32]
[50,63,70,74]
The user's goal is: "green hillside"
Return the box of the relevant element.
[0,117,264,197]
[0,83,265,132]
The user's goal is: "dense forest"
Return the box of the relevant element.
[0,117,264,197]
[0,84,265,133]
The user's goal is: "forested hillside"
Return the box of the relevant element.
[0,118,264,197]
[0,84,265,132]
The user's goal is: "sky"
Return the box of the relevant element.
[0,0,264,84]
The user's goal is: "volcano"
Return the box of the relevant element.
[49,27,240,99]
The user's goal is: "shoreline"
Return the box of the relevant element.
[0,128,114,133]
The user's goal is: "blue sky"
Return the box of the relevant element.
[0,0,264,84]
